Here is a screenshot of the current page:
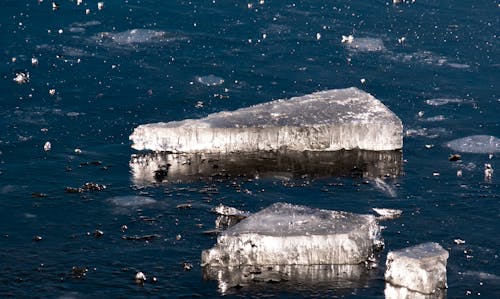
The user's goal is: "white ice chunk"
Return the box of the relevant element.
[130,87,403,153]
[372,208,402,220]
[445,135,500,154]
[201,202,383,267]
[385,242,448,295]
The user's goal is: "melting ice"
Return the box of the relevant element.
[202,202,383,267]
[130,87,403,153]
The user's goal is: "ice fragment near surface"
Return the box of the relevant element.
[445,135,500,154]
[130,87,403,153]
[201,202,383,267]
[385,242,448,295]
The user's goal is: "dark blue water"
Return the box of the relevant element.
[1,0,498,298]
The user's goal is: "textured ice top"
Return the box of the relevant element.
[223,202,375,237]
[130,87,403,152]
[388,242,449,261]
[202,202,383,266]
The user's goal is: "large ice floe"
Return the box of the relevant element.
[130,87,403,153]
[201,202,383,267]
[385,242,448,295]
[129,150,403,185]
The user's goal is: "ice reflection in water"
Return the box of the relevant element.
[129,150,402,185]
[203,264,374,295]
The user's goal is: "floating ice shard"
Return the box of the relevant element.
[130,87,403,153]
[445,135,500,154]
[129,150,402,185]
[385,242,448,295]
[201,202,383,267]
[204,264,373,295]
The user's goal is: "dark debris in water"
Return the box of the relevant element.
[65,182,106,193]
[122,234,161,241]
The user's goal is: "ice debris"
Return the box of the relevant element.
[196,75,224,86]
[201,202,383,267]
[385,242,448,295]
[130,87,403,153]
[372,208,402,220]
[445,135,500,154]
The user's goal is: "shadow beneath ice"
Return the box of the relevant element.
[202,264,377,296]
[129,150,403,185]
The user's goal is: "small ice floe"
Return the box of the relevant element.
[13,72,29,84]
[43,141,52,151]
[454,239,465,245]
[484,163,493,180]
[341,34,354,44]
[212,204,250,217]
[95,29,180,46]
[343,37,385,52]
[97,2,104,10]
[445,135,500,154]
[385,242,448,295]
[212,204,250,230]
[135,271,146,284]
[49,89,56,96]
[202,202,383,267]
[425,98,472,106]
[372,208,402,220]
[195,75,225,86]
[107,195,156,207]
[31,58,39,66]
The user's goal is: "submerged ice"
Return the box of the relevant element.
[130,87,403,153]
[201,202,383,267]
[446,135,500,153]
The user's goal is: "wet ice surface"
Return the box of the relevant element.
[385,243,448,294]
[130,87,403,152]
[445,135,500,154]
[202,202,382,267]
[1,0,499,298]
